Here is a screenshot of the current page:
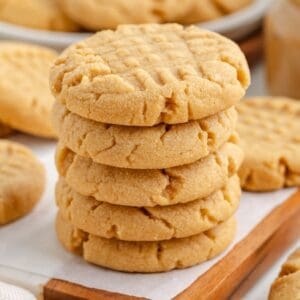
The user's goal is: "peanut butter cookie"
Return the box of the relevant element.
[56,212,236,273]
[50,24,250,126]
[0,140,45,224]
[238,97,300,191]
[0,42,57,138]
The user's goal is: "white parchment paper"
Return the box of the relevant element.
[0,134,296,300]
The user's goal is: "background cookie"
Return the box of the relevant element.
[58,0,193,30]
[50,24,250,126]
[0,122,13,137]
[269,248,300,300]
[0,0,79,31]
[56,175,240,241]
[56,140,243,207]
[56,213,236,273]
[179,0,224,24]
[214,0,253,13]
[53,102,237,169]
[0,140,45,224]
[0,42,57,138]
[237,97,300,191]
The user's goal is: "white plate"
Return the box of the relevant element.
[0,0,272,50]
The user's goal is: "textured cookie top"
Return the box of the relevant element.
[0,42,57,137]
[58,0,193,30]
[237,97,300,191]
[50,24,250,126]
[0,0,79,31]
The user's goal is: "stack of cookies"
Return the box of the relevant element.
[50,24,250,273]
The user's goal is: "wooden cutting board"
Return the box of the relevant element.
[43,189,300,300]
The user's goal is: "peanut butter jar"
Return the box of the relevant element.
[265,0,300,99]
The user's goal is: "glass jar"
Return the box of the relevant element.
[265,0,300,99]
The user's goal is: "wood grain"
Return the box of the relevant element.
[175,190,300,300]
[43,279,145,300]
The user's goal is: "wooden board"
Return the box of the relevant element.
[43,190,300,300]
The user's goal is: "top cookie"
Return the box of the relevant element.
[0,42,57,138]
[0,0,79,32]
[50,24,250,126]
[58,0,193,30]
[237,97,300,191]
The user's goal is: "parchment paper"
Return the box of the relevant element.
[0,134,296,300]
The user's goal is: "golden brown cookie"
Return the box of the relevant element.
[56,175,240,241]
[179,0,224,24]
[269,248,300,300]
[214,0,253,13]
[0,140,45,225]
[0,122,13,137]
[50,24,250,126]
[53,102,237,169]
[56,213,236,273]
[58,0,193,30]
[0,0,79,31]
[0,42,58,138]
[56,140,243,207]
[237,97,300,191]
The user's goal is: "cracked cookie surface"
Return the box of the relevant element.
[58,0,193,30]
[56,140,243,207]
[50,24,250,126]
[56,212,236,272]
[0,140,45,224]
[53,102,237,169]
[237,97,300,191]
[0,42,57,138]
[0,0,79,31]
[269,248,300,300]
[56,175,240,241]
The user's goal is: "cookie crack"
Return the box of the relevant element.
[140,207,175,236]
[161,169,184,201]
[93,136,117,157]
[125,144,141,165]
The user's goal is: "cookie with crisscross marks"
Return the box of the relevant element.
[0,140,45,224]
[237,97,300,191]
[50,24,250,126]
[0,42,57,138]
